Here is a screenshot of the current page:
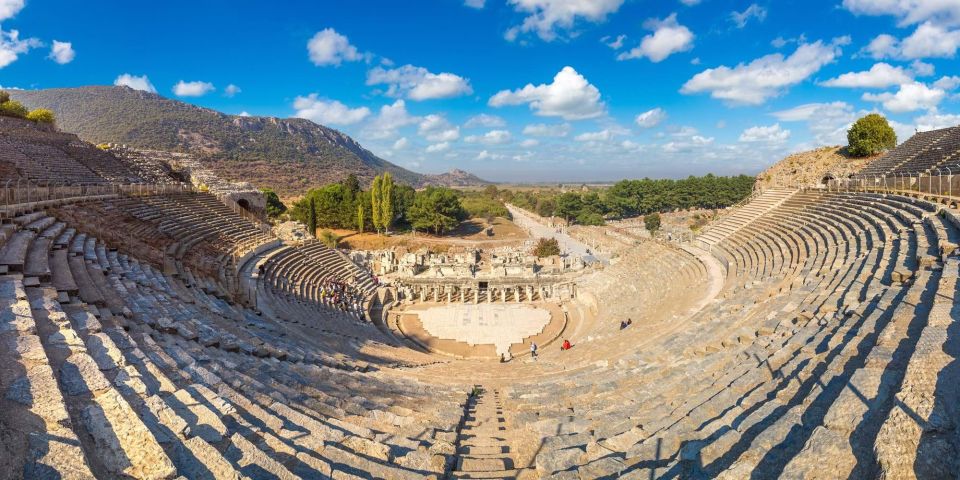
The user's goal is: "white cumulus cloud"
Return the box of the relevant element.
[489,66,604,120]
[426,142,451,153]
[0,0,24,21]
[418,114,461,142]
[367,64,472,100]
[0,28,40,68]
[739,123,790,142]
[681,39,846,105]
[465,129,512,145]
[48,40,74,64]
[617,13,694,62]
[842,0,960,26]
[915,110,960,130]
[293,95,371,125]
[522,123,572,136]
[307,28,366,66]
[393,137,409,150]
[224,84,241,97]
[635,107,667,128]
[862,81,946,112]
[773,101,856,145]
[730,4,767,28]
[820,62,913,88]
[114,73,156,93]
[364,99,420,139]
[173,80,215,97]
[464,114,507,128]
[505,0,625,41]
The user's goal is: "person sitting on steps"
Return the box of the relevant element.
[561,339,572,351]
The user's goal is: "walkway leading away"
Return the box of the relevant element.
[506,205,605,264]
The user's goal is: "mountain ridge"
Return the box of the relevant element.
[11,85,490,197]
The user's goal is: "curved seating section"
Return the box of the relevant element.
[0,201,472,479]
[50,192,273,285]
[859,126,960,176]
[0,117,174,185]
[495,190,960,478]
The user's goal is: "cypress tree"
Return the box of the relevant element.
[307,199,317,237]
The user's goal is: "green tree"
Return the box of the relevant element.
[555,192,583,222]
[260,188,287,218]
[392,184,416,227]
[483,185,499,199]
[406,186,467,235]
[847,113,896,157]
[371,175,383,234]
[381,172,394,233]
[26,108,55,124]
[307,199,317,237]
[341,174,361,196]
[533,237,561,258]
[0,91,9,103]
[644,213,661,234]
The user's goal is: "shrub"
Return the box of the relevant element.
[533,237,561,258]
[26,108,55,124]
[260,188,287,217]
[847,113,896,157]
[0,91,8,103]
[0,100,28,119]
[644,213,661,234]
[318,229,338,248]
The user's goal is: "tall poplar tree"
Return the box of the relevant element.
[370,175,383,234]
[381,172,394,233]
[357,202,365,233]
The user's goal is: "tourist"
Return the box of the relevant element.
[561,339,571,351]
[530,342,538,359]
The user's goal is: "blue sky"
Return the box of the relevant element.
[2,0,960,182]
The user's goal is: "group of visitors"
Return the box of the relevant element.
[620,318,633,330]
[317,278,365,316]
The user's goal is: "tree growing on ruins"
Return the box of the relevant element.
[533,238,561,258]
[847,113,896,157]
[644,213,661,234]
[261,188,287,218]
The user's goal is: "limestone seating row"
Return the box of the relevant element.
[858,127,955,176]
[697,188,795,246]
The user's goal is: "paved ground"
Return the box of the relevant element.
[417,303,551,356]
[506,204,606,264]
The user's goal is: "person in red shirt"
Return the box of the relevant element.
[561,339,572,351]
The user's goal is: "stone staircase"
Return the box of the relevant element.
[697,187,796,246]
[452,387,521,479]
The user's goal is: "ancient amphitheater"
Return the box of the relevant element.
[2,112,960,480]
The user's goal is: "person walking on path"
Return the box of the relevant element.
[530,342,538,360]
